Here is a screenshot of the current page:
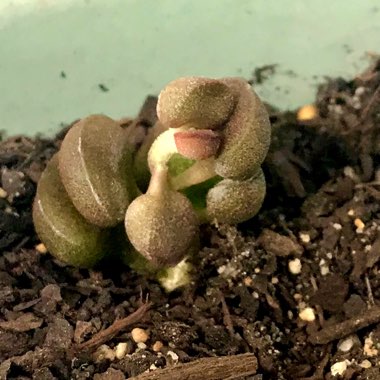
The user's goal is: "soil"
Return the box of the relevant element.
[1,60,380,380]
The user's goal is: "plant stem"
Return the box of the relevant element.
[147,166,170,196]
[170,158,216,190]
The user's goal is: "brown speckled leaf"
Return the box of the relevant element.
[59,114,135,227]
[207,169,266,224]
[157,77,235,129]
[215,78,271,179]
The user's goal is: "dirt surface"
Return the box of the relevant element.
[1,60,380,379]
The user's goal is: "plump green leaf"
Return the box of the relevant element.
[33,155,109,267]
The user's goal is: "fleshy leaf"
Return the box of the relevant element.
[125,168,198,267]
[157,77,235,129]
[206,169,266,224]
[33,155,109,267]
[59,114,135,227]
[214,79,271,179]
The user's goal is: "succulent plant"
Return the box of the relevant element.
[32,76,270,288]
[147,77,271,222]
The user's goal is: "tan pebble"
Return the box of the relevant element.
[331,360,349,377]
[271,277,279,285]
[364,335,378,357]
[293,293,302,301]
[94,344,115,362]
[354,218,365,228]
[288,258,302,275]
[344,166,357,180]
[137,342,147,350]
[354,218,365,233]
[299,307,315,322]
[320,265,330,276]
[166,350,179,361]
[131,327,149,343]
[359,359,372,369]
[0,187,7,199]
[152,340,164,352]
[297,104,318,121]
[35,243,48,254]
[243,277,253,286]
[338,337,354,352]
[347,209,355,216]
[114,342,128,360]
[299,232,310,243]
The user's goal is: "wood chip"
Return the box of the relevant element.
[309,306,380,344]
[130,353,257,380]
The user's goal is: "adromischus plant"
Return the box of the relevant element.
[33,77,271,276]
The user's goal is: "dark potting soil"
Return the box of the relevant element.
[1,60,380,380]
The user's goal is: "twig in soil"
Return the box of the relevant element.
[14,236,30,251]
[309,305,380,344]
[75,302,151,352]
[365,274,375,307]
[129,353,258,380]
[219,292,234,337]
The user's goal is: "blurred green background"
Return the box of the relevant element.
[1,0,379,136]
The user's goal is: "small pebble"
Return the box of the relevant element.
[94,344,115,362]
[320,266,330,276]
[35,243,48,254]
[297,104,318,121]
[364,335,378,357]
[167,350,179,362]
[343,166,358,181]
[271,277,279,285]
[338,337,354,352]
[293,293,302,301]
[299,307,315,322]
[355,86,365,96]
[114,342,128,360]
[299,233,310,243]
[131,327,149,343]
[359,359,372,369]
[288,258,302,275]
[354,218,365,233]
[347,209,355,216]
[137,342,147,350]
[152,340,164,352]
[0,187,7,198]
[331,360,349,377]
[332,223,342,230]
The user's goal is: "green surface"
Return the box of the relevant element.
[1,0,379,136]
